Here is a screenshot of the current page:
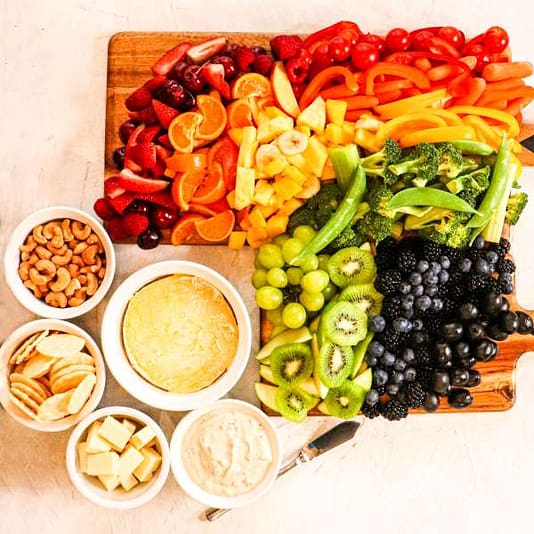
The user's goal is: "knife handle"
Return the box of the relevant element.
[205,507,229,522]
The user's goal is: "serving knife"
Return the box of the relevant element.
[204,420,361,522]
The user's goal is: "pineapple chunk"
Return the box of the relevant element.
[237,126,258,168]
[325,99,347,125]
[297,96,326,133]
[302,136,329,176]
[234,166,256,210]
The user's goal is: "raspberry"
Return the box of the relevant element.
[106,216,129,241]
[122,213,149,236]
[125,87,152,111]
[269,34,303,61]
[253,54,274,76]
[93,197,116,221]
[234,46,256,72]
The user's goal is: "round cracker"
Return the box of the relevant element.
[50,364,95,383]
[22,353,57,379]
[67,373,96,414]
[37,390,73,421]
[9,330,50,365]
[50,352,94,375]
[50,371,93,394]
[9,393,39,420]
[10,382,46,405]
[10,373,50,399]
[10,386,41,412]
[36,377,52,396]
[36,333,86,358]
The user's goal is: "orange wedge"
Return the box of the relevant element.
[227,98,254,128]
[171,168,204,211]
[194,210,235,243]
[170,213,206,245]
[195,94,227,141]
[166,152,208,172]
[168,112,203,153]
[231,73,272,99]
[190,162,227,205]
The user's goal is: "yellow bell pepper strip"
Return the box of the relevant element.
[462,115,502,148]
[365,62,431,95]
[373,88,448,119]
[431,109,463,126]
[446,106,520,137]
[387,187,480,214]
[375,112,448,144]
[299,66,359,109]
[399,126,476,148]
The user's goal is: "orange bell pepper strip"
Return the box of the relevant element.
[365,62,431,95]
[338,95,379,110]
[373,79,413,93]
[299,66,359,109]
[399,126,476,147]
[446,105,520,137]
[319,83,359,99]
[376,112,448,143]
[376,89,403,105]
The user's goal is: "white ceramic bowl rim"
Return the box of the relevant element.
[169,399,281,509]
[101,260,253,412]
[66,406,170,510]
[0,318,106,432]
[4,205,116,319]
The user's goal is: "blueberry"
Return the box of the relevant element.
[486,323,508,341]
[458,258,472,273]
[430,298,443,312]
[423,392,440,412]
[429,261,442,274]
[386,383,400,396]
[475,258,490,275]
[411,284,424,297]
[498,311,519,333]
[486,250,499,264]
[402,294,415,310]
[402,347,416,363]
[435,342,453,366]
[432,370,451,396]
[483,292,503,316]
[439,256,451,270]
[425,285,438,297]
[412,319,424,331]
[499,272,513,285]
[415,295,432,311]
[393,317,412,333]
[422,271,438,285]
[503,283,514,294]
[409,272,422,285]
[369,315,386,333]
[391,370,404,384]
[417,260,429,273]
[448,388,473,409]
[466,369,481,387]
[374,369,388,386]
[517,311,534,334]
[398,281,411,295]
[451,368,470,386]
[457,302,479,322]
[465,322,485,341]
[366,354,378,367]
[453,341,471,359]
[438,270,449,284]
[457,355,476,369]
[381,351,396,367]
[473,235,485,250]
[368,340,385,358]
[404,367,417,382]
[473,338,498,362]
[441,322,463,342]
[394,359,407,371]
[366,389,380,406]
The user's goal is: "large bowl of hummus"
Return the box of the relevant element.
[101,261,252,411]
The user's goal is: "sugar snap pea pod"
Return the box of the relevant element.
[387,187,480,214]
[449,140,496,155]
[289,164,366,266]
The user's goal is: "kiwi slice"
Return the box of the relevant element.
[316,342,354,388]
[339,283,384,318]
[321,301,367,347]
[270,343,313,387]
[327,247,376,288]
[324,381,366,419]
[275,386,314,423]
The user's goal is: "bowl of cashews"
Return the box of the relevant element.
[4,206,116,319]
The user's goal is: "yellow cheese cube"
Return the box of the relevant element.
[133,447,162,482]
[86,451,120,476]
[120,472,139,492]
[119,444,145,479]
[130,425,157,450]
[85,421,112,454]
[77,441,89,474]
[98,416,134,452]
[326,99,347,125]
[122,418,137,436]
[98,474,120,492]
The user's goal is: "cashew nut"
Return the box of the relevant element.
[85,272,99,296]
[67,264,80,277]
[52,249,73,266]
[35,259,56,277]
[32,225,48,245]
[37,284,50,296]
[80,255,102,274]
[47,243,67,256]
[71,221,91,241]
[28,253,39,266]
[65,278,81,297]
[43,221,61,240]
[68,295,86,307]
[50,226,64,249]
[19,236,37,253]
[61,219,74,241]
[67,239,79,250]
[49,267,71,292]
[29,267,49,286]
[81,244,98,266]
[23,280,43,299]
[71,255,84,266]
[18,263,30,281]
[97,267,106,279]
[21,251,31,262]
[73,241,89,255]
[87,233,100,245]
[45,291,68,308]
[77,274,87,286]
[35,245,52,260]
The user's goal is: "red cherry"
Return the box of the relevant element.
[150,206,179,229]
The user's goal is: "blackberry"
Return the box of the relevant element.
[378,327,403,352]
[375,237,399,272]
[498,237,511,254]
[362,401,382,419]
[372,382,386,395]
[423,240,442,262]
[496,258,516,274]
[375,269,402,295]
[441,245,463,266]
[442,297,456,317]
[486,278,502,294]
[417,368,434,390]
[382,294,403,320]
[398,250,417,273]
[404,382,426,409]
[381,398,409,421]
[424,315,442,337]
[414,344,432,365]
[466,274,489,295]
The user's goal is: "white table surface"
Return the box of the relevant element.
[2,1,534,532]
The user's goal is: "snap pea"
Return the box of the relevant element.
[387,187,480,214]
[289,164,366,266]
[449,140,496,156]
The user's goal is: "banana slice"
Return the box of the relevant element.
[255,144,287,176]
[277,129,309,156]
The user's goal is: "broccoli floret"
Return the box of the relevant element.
[322,225,365,254]
[367,182,395,218]
[436,142,464,178]
[361,138,402,185]
[505,192,528,226]
[419,215,471,249]
[287,207,317,234]
[306,182,343,212]
[388,142,440,187]
[357,211,394,243]
[315,205,336,228]
[446,166,491,204]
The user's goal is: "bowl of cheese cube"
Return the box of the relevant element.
[66,406,170,509]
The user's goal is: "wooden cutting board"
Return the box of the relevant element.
[106,31,534,414]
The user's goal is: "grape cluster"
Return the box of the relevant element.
[363,236,534,421]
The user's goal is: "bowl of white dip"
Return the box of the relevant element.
[169,399,281,509]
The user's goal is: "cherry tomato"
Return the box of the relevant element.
[360,34,385,54]
[483,26,509,53]
[384,28,411,52]
[437,26,465,49]
[351,42,380,70]
[411,30,435,51]
[337,28,361,48]
[465,43,491,72]
[328,36,352,62]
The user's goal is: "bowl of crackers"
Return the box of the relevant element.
[0,318,106,431]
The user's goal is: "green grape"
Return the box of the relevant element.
[286,267,304,286]
[282,302,307,329]
[322,281,337,302]
[301,270,329,293]
[266,307,284,326]
[251,268,268,289]
[298,254,319,273]
[317,254,330,272]
[267,267,288,288]
[254,254,264,269]
[273,233,290,247]
[255,286,283,310]
[299,291,325,312]
[282,237,305,263]
[256,243,284,269]
[292,225,316,243]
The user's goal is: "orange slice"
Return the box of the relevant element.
[195,94,227,141]
[171,168,204,211]
[168,112,203,153]
[226,98,254,128]
[190,162,227,205]
[170,213,206,245]
[166,152,208,173]
[231,73,272,99]
[194,210,236,243]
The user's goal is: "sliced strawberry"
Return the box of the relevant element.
[125,87,152,111]
[93,197,116,220]
[137,125,161,144]
[158,134,173,149]
[152,100,179,129]
[129,142,157,169]
[143,75,167,93]
[108,191,136,214]
[152,42,192,76]
[106,216,130,241]
[201,63,231,100]
[104,176,126,199]
[128,105,158,125]
[136,190,177,209]
[152,158,166,178]
[187,36,227,64]
[155,145,172,161]
[122,213,149,236]
[118,168,169,193]
[123,156,143,173]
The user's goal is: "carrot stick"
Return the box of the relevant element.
[427,64,461,82]
[477,86,534,106]
[373,79,413,93]
[453,78,487,106]
[345,109,372,121]
[459,56,477,70]
[339,95,380,109]
[375,89,403,104]
[482,61,534,82]
[483,99,508,110]
[485,78,525,92]
[414,57,432,72]
[319,84,359,99]
[505,96,533,117]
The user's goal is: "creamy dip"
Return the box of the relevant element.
[182,408,273,497]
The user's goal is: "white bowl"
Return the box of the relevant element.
[4,206,116,319]
[101,260,252,411]
[170,399,281,509]
[0,319,106,432]
[66,406,170,510]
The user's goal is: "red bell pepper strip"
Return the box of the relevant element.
[298,66,359,109]
[365,62,431,95]
[302,21,361,50]
[384,51,472,72]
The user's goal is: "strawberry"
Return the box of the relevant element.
[143,75,167,93]
[155,145,172,161]
[136,190,177,209]
[234,46,255,72]
[152,158,166,178]
[106,216,130,241]
[93,197,116,220]
[152,42,192,76]
[128,105,158,125]
[125,87,152,111]
[270,35,303,61]
[137,125,161,144]
[152,100,178,129]
[118,168,169,193]
[122,213,149,237]
[128,141,157,169]
[187,36,227,64]
[253,54,274,76]
[201,63,231,100]
[108,191,136,214]
[158,134,173,149]
[104,176,126,199]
